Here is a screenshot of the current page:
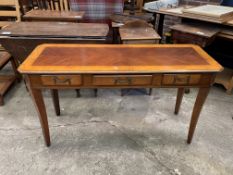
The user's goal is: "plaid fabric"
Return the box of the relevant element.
[69,0,124,23]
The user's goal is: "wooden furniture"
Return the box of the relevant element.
[170,23,220,47]
[0,0,21,28]
[182,5,233,23]
[119,20,160,96]
[120,20,161,44]
[18,44,222,146]
[30,0,69,11]
[144,6,233,37]
[124,0,144,14]
[23,9,84,22]
[0,51,19,105]
[144,6,233,95]
[0,22,109,63]
[215,67,233,94]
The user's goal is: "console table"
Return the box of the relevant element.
[18,44,222,146]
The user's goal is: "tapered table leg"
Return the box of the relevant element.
[94,89,98,97]
[174,88,185,115]
[51,89,60,116]
[187,87,210,144]
[76,89,80,97]
[30,88,51,146]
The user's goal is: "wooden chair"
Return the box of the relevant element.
[124,0,144,14]
[29,0,69,11]
[0,52,20,106]
[0,1,21,105]
[0,0,21,28]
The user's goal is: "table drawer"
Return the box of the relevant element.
[162,74,201,85]
[92,75,152,86]
[40,75,82,86]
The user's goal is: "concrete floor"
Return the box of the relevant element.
[0,81,233,175]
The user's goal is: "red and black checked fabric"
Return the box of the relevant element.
[69,0,124,23]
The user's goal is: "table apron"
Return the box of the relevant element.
[27,73,216,89]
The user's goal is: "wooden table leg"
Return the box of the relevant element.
[174,88,185,115]
[30,88,51,146]
[51,89,60,116]
[94,89,98,97]
[76,89,80,97]
[187,87,210,144]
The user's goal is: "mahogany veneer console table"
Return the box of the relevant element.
[18,44,222,146]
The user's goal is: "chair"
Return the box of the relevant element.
[29,0,69,11]
[69,0,124,23]
[0,0,21,28]
[0,0,21,105]
[124,0,144,14]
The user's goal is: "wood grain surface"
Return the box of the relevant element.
[18,44,223,74]
[23,10,85,22]
[0,22,109,37]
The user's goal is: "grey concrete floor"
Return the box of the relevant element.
[0,80,233,175]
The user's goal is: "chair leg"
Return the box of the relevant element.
[94,89,98,97]
[148,88,152,95]
[10,57,21,82]
[76,89,80,97]
[0,95,4,106]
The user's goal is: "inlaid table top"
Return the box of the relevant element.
[19,44,223,74]
[23,10,85,21]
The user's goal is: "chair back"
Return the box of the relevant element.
[0,0,21,28]
[30,0,69,11]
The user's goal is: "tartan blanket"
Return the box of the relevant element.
[69,0,124,23]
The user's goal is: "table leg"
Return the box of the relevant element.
[152,13,157,29]
[158,14,165,37]
[187,87,210,144]
[174,88,185,115]
[51,89,60,116]
[94,89,98,97]
[76,89,80,98]
[30,88,51,146]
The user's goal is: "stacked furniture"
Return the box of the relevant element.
[0,0,21,105]
[29,0,69,11]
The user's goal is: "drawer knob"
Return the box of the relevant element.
[53,76,71,85]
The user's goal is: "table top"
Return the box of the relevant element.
[18,44,223,74]
[23,10,85,21]
[120,20,161,40]
[170,23,220,38]
[0,22,109,38]
[144,6,233,26]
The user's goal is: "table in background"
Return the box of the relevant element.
[23,10,85,22]
[18,44,222,146]
[0,22,109,63]
[143,6,233,38]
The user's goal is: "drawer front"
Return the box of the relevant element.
[162,74,201,85]
[41,75,82,86]
[92,75,152,86]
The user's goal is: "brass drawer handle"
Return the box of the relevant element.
[174,75,190,84]
[53,76,71,85]
[114,78,132,85]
